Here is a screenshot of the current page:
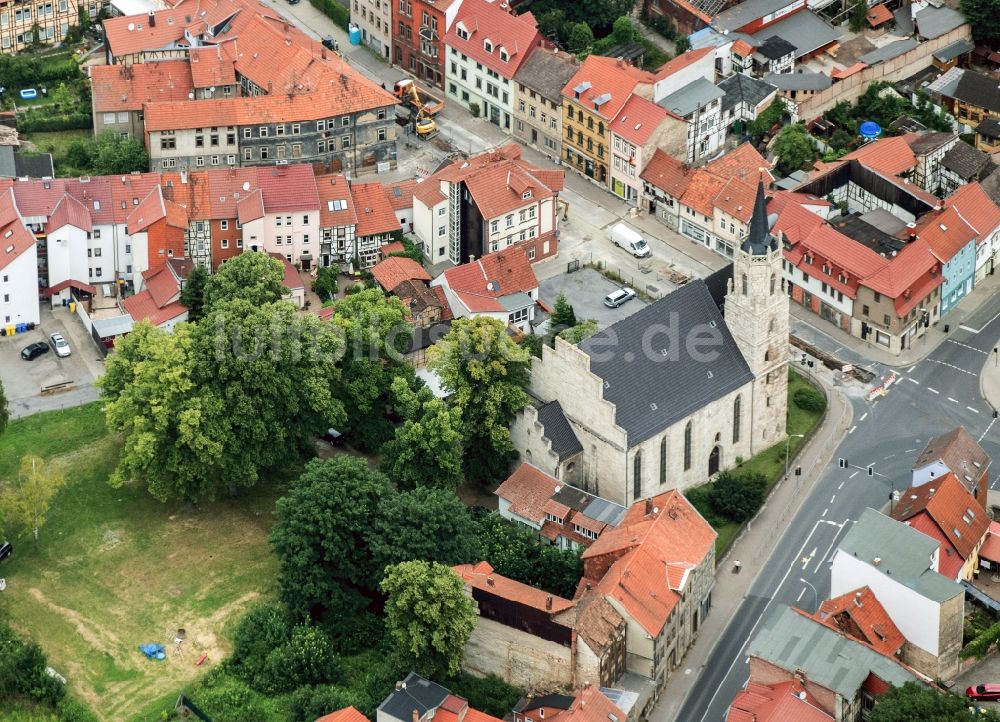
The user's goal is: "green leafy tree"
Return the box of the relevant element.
[961,0,1000,43]
[869,682,1000,722]
[388,236,426,264]
[180,263,209,322]
[368,487,479,576]
[828,129,853,153]
[748,97,787,138]
[823,100,859,136]
[709,470,767,522]
[475,513,583,598]
[610,16,637,44]
[550,292,578,332]
[537,9,570,44]
[520,333,544,358]
[90,131,149,175]
[50,82,73,109]
[270,457,393,619]
[0,380,7,438]
[0,622,66,707]
[381,560,476,678]
[64,139,93,171]
[202,251,287,311]
[773,123,816,176]
[312,266,339,303]
[380,377,463,490]
[849,0,867,31]
[428,317,531,484]
[568,22,594,53]
[0,455,66,551]
[229,602,291,686]
[559,319,599,345]
[329,289,414,451]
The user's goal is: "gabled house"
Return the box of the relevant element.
[745,605,921,722]
[938,141,992,196]
[609,95,686,206]
[902,131,959,194]
[430,245,539,331]
[813,586,906,660]
[911,426,991,509]
[943,182,1000,282]
[718,73,778,134]
[513,49,579,163]
[375,672,504,722]
[892,472,989,582]
[351,182,404,268]
[908,205,976,315]
[443,0,544,130]
[727,680,834,722]
[121,257,191,330]
[0,188,40,326]
[495,462,626,550]
[515,687,632,722]
[830,508,964,680]
[236,165,320,270]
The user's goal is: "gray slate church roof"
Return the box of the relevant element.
[536,400,584,461]
[578,281,753,445]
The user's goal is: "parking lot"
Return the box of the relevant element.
[955,648,1000,712]
[539,267,649,330]
[0,306,102,418]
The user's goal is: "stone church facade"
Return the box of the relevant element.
[512,182,788,505]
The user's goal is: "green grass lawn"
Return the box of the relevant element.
[691,369,827,557]
[0,403,281,721]
[22,128,90,170]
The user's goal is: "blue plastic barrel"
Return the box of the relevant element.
[348,24,361,45]
[16,322,25,332]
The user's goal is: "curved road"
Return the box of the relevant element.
[676,294,1000,722]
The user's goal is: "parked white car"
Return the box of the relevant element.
[609,223,651,258]
[604,287,637,308]
[49,332,71,357]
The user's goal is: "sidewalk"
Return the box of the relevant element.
[980,348,1000,414]
[790,271,1000,369]
[650,359,854,722]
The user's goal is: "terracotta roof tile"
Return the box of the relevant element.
[126,186,167,234]
[979,521,1000,562]
[495,462,558,524]
[91,61,195,113]
[556,687,627,722]
[908,513,964,580]
[122,292,187,326]
[414,179,448,208]
[204,167,259,219]
[703,142,774,184]
[863,237,942,315]
[371,256,431,292]
[842,137,917,178]
[0,188,34,272]
[562,55,655,121]
[316,706,370,722]
[386,178,418,211]
[714,177,758,223]
[444,0,543,79]
[453,561,574,613]
[612,94,671,145]
[652,47,714,80]
[439,245,538,312]
[727,681,833,722]
[46,193,92,233]
[351,182,401,238]
[913,427,990,493]
[731,39,754,57]
[944,182,1000,245]
[815,586,905,657]
[770,197,825,245]
[103,5,192,57]
[462,162,556,219]
[681,169,727,217]
[316,173,358,228]
[189,45,237,88]
[867,3,893,26]
[892,472,989,561]
[432,286,454,320]
[237,188,265,223]
[912,206,977,262]
[640,148,692,198]
[559,591,624,653]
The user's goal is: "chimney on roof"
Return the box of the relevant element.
[854,592,863,607]
[487,576,495,586]
[181,170,188,184]
[469,254,476,263]
[413,711,420,722]
[873,557,881,566]
[645,498,652,515]
[545,595,553,610]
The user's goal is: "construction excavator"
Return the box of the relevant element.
[394,78,442,141]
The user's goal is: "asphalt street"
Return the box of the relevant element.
[677,292,1000,722]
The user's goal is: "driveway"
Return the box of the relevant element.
[955,651,1000,712]
[539,267,649,330]
[0,306,102,418]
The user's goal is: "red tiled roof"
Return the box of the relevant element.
[371,256,431,292]
[727,681,833,722]
[380,241,406,257]
[268,252,304,291]
[103,5,192,57]
[907,513,964,579]
[495,463,557,524]
[832,62,867,80]
[39,279,95,298]
[126,186,167,234]
[612,94,671,145]
[123,291,187,326]
[680,169,726,217]
[731,39,754,57]
[864,237,942,316]
[652,47,713,81]
[583,491,716,636]
[462,162,557,220]
[237,188,265,223]
[842,137,917,178]
[453,561,574,613]
[0,188,34,272]
[556,687,627,722]
[204,167,259,219]
[257,164,319,213]
[945,182,1000,246]
[444,0,543,80]
[464,709,504,722]
[46,193,92,233]
[714,177,758,223]
[867,3,893,26]
[188,44,237,88]
[432,286,454,320]
[770,197,825,245]
[640,148,692,198]
[815,586,905,658]
[439,245,538,312]
[979,521,1000,562]
[414,178,448,208]
[703,142,774,184]
[316,706,370,722]
[386,178,418,211]
[91,60,195,113]
[144,264,181,307]
[912,206,976,263]
[316,174,358,229]
[562,55,655,121]
[351,182,401,238]
[769,189,832,212]
[892,472,989,561]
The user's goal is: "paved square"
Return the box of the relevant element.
[539,267,649,329]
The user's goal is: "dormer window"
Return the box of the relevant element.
[457,26,468,40]
[499,48,508,62]
[484,39,492,53]
[522,190,532,200]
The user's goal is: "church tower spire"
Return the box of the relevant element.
[724,176,788,453]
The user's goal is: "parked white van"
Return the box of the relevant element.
[609,223,651,258]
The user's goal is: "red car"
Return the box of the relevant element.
[966,684,1000,701]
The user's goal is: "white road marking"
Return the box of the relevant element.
[907,365,917,374]
[797,587,805,602]
[904,449,916,453]
[849,471,858,479]
[814,520,851,573]
[838,481,845,490]
[848,425,857,434]
[981,417,998,442]
[859,413,868,422]
[830,496,836,504]
[801,547,817,570]
[927,387,940,394]
[960,324,980,333]
[948,397,959,404]
[885,454,895,460]
[907,377,920,385]
[968,406,981,413]
[927,358,977,377]
[822,507,828,517]
[947,339,988,354]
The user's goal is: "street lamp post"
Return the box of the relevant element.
[799,577,818,611]
[785,433,805,479]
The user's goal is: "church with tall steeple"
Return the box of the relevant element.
[511,178,790,505]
